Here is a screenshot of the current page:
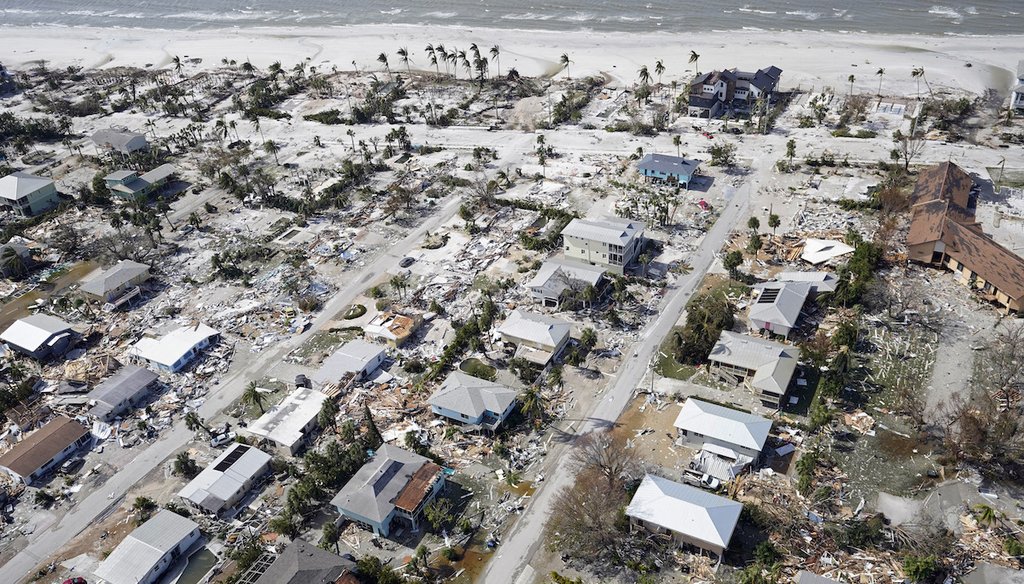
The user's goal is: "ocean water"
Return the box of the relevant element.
[0,1,1020,35]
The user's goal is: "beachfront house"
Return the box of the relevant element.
[87,365,160,422]
[1014,60,1024,111]
[331,444,445,538]
[906,161,1024,314]
[244,386,327,455]
[561,217,645,275]
[312,339,386,387]
[429,371,518,431]
[91,128,149,155]
[79,259,150,308]
[178,442,272,516]
[497,309,571,366]
[0,416,91,485]
[637,154,701,188]
[93,510,201,584]
[626,474,743,556]
[706,331,799,407]
[674,398,772,480]
[0,172,62,217]
[526,258,605,307]
[0,314,77,360]
[247,539,358,584]
[128,323,220,373]
[687,66,782,119]
[748,281,812,338]
[103,164,176,200]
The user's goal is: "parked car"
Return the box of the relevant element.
[60,457,84,474]
[62,578,87,584]
[210,432,237,448]
[399,256,415,268]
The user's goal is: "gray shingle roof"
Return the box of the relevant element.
[749,281,811,330]
[637,154,701,177]
[252,539,356,584]
[673,397,772,452]
[87,365,158,419]
[429,371,517,420]
[707,331,799,396]
[497,309,571,349]
[80,260,149,297]
[561,217,644,246]
[330,444,430,523]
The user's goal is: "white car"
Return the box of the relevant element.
[210,432,236,448]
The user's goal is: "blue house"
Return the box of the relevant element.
[637,154,701,188]
[429,371,518,431]
[330,444,445,538]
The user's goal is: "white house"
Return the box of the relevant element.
[244,387,327,455]
[94,510,201,584]
[497,309,571,366]
[748,281,811,338]
[91,128,149,155]
[674,398,772,461]
[0,314,76,360]
[626,474,743,556]
[772,271,838,295]
[429,371,518,431]
[526,258,605,307]
[706,331,800,407]
[561,217,645,275]
[178,443,272,516]
[1013,60,1024,111]
[0,416,91,485]
[128,323,220,373]
[0,172,62,217]
[312,339,386,386]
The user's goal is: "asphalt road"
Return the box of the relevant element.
[1,195,464,584]
[480,160,760,584]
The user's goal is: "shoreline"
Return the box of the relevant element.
[1,24,1022,98]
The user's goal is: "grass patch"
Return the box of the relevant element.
[986,167,1024,189]
[654,326,696,381]
[781,367,819,417]
[343,304,366,320]
[288,329,361,365]
[460,358,497,381]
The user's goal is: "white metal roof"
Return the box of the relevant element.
[245,387,327,449]
[801,238,854,265]
[498,309,571,349]
[91,128,148,153]
[429,371,517,419]
[673,397,772,452]
[94,510,198,584]
[626,474,742,550]
[79,260,149,297]
[707,331,799,396]
[0,314,73,352]
[749,281,811,330]
[773,271,839,293]
[128,323,218,368]
[178,443,271,512]
[560,217,644,246]
[0,172,53,201]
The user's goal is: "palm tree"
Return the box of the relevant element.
[848,74,855,96]
[490,45,501,78]
[559,53,572,80]
[519,386,546,422]
[397,47,410,74]
[913,66,933,99]
[249,115,264,142]
[688,50,700,76]
[975,504,998,528]
[673,134,682,158]
[436,44,449,76]
[172,55,182,76]
[579,327,598,350]
[318,398,338,432]
[263,139,280,164]
[875,68,885,96]
[425,44,439,74]
[346,128,355,150]
[377,52,390,79]
[241,381,267,414]
[768,213,780,235]
[638,65,651,87]
[639,252,652,277]
[183,412,210,436]
[0,246,27,279]
[321,520,340,553]
[748,216,760,233]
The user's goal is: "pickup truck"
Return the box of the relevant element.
[681,469,721,490]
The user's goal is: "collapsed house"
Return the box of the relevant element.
[312,339,386,387]
[706,331,799,407]
[245,538,358,584]
[428,371,518,431]
[178,442,272,516]
[93,509,200,584]
[770,271,839,294]
[906,161,1024,314]
[86,365,159,422]
[673,397,771,480]
[626,473,743,556]
[244,387,327,455]
[363,311,421,348]
[0,314,77,360]
[330,444,445,538]
[0,416,91,485]
[497,309,571,366]
[128,323,220,373]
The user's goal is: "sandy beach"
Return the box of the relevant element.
[2,25,1022,98]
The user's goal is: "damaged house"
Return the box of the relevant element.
[706,331,799,407]
[674,398,771,480]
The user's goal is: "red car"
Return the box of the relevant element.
[63,578,87,584]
